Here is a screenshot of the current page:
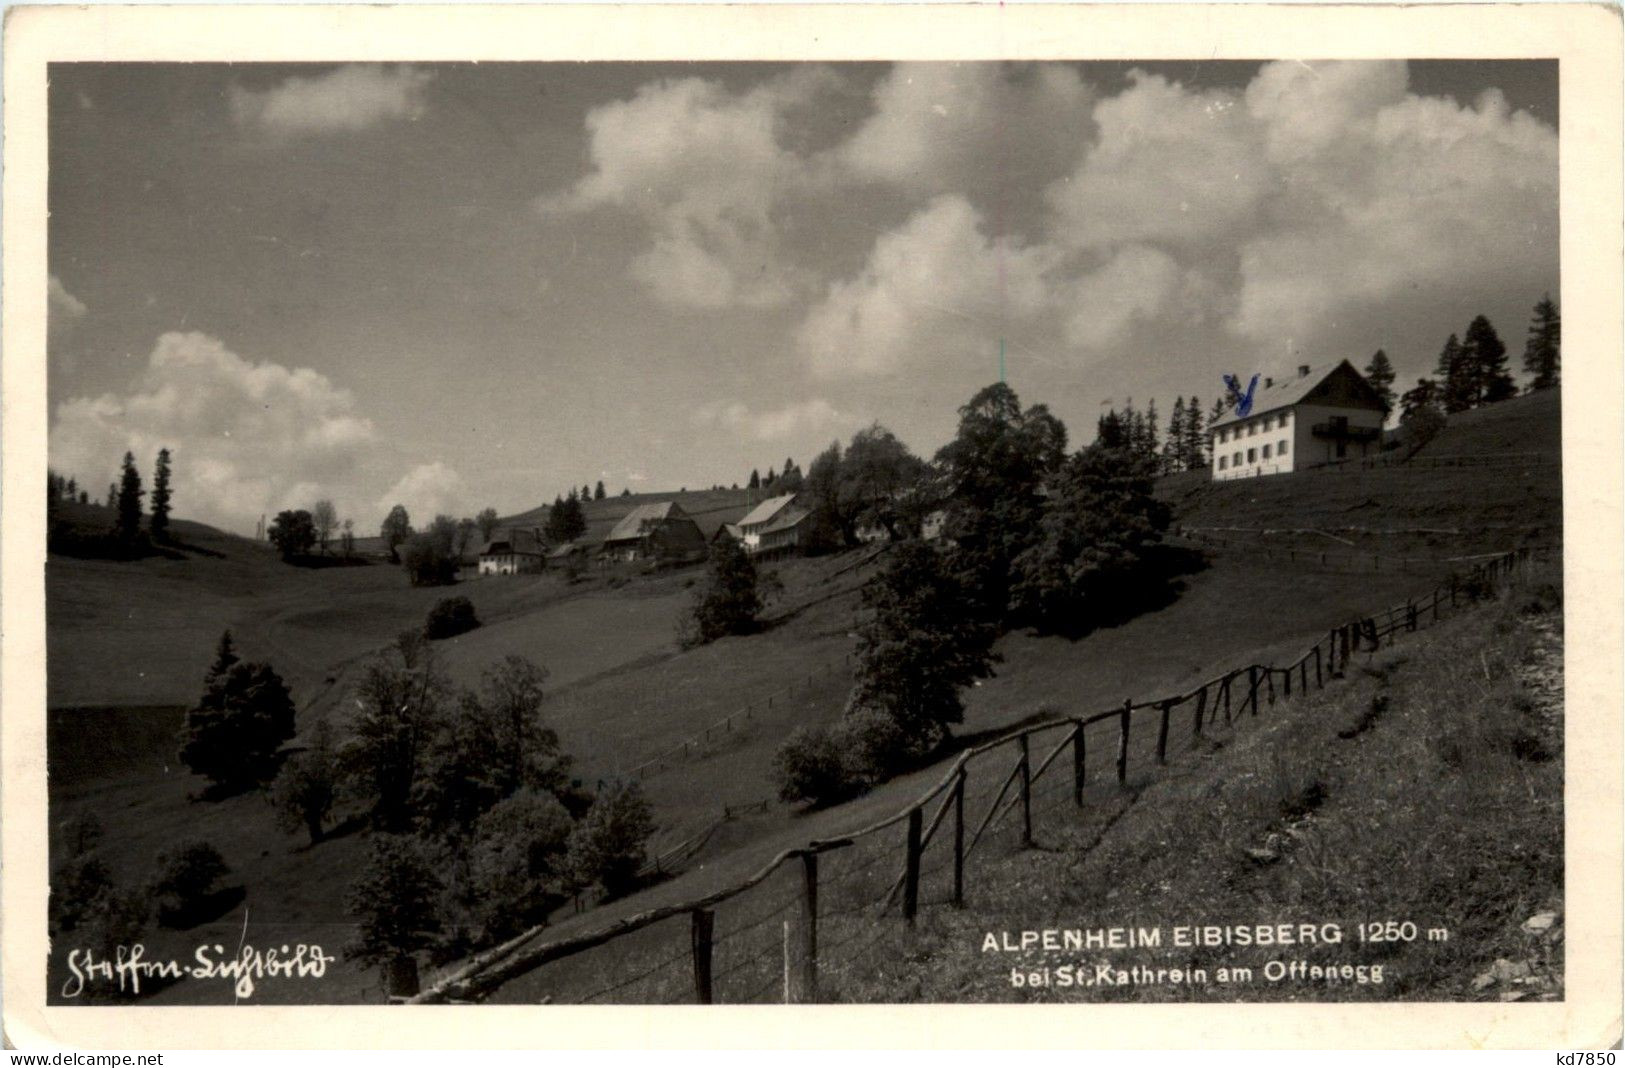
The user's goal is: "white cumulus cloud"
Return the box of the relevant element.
[377,462,464,525]
[49,332,376,532]
[537,69,839,309]
[230,65,434,135]
[795,195,1056,378]
[49,275,87,320]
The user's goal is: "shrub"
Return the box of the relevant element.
[686,539,762,646]
[773,725,866,807]
[51,854,117,935]
[151,841,230,927]
[177,659,297,795]
[459,790,575,943]
[424,596,480,640]
[837,702,940,781]
[403,531,458,587]
[566,781,655,900]
[346,833,445,998]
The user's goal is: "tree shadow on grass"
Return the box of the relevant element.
[158,884,246,930]
[1028,543,1210,642]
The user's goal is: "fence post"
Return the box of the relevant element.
[1247,667,1260,716]
[953,771,966,906]
[788,852,818,1003]
[1407,601,1417,632]
[1116,699,1132,784]
[903,807,923,924]
[1314,643,1323,688]
[1283,664,1292,698]
[1156,701,1171,765]
[1193,686,1207,738]
[691,909,715,1004]
[1300,658,1308,693]
[1018,735,1034,847]
[1072,721,1086,806]
[1432,588,1440,622]
[1223,674,1233,725]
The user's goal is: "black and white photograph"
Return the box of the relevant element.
[4,2,1621,1050]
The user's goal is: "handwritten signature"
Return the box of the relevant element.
[62,943,336,1000]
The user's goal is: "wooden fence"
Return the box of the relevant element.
[408,545,1544,1006]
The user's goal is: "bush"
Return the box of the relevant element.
[152,841,231,927]
[403,531,458,587]
[685,539,762,646]
[459,790,575,943]
[177,659,297,795]
[566,781,655,900]
[424,596,480,640]
[346,833,445,997]
[773,725,863,807]
[837,702,940,781]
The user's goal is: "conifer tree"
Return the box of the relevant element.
[1183,395,1206,468]
[748,469,760,489]
[1364,350,1396,416]
[1434,333,1472,413]
[593,481,606,501]
[1522,294,1561,392]
[1163,398,1185,473]
[1463,315,1515,404]
[114,452,144,543]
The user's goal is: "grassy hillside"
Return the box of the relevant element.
[1160,390,1561,554]
[826,566,1563,1003]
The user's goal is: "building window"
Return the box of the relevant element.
[1262,443,1272,459]
[1247,447,1256,463]
[1218,456,1228,470]
[1280,411,1291,427]
[1219,429,1228,444]
[1234,451,1242,466]
[1279,439,1289,455]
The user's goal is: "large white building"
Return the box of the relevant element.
[1210,361,1388,481]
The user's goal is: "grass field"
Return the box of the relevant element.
[43,391,1564,1004]
[825,564,1564,1003]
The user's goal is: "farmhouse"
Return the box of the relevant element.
[478,529,544,575]
[1209,361,1388,482]
[601,501,707,563]
[736,493,813,556]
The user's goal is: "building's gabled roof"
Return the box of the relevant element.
[738,493,797,528]
[712,523,742,542]
[546,540,582,559]
[603,501,688,544]
[480,528,543,557]
[756,507,811,537]
[1209,360,1384,431]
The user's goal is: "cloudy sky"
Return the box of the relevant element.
[48,60,1557,534]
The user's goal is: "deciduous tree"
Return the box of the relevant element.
[380,505,413,563]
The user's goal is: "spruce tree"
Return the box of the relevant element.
[149,448,173,543]
[107,483,117,510]
[1144,399,1160,459]
[1522,294,1561,391]
[1183,395,1206,469]
[1463,315,1515,404]
[1364,350,1396,416]
[748,469,760,489]
[593,481,606,501]
[114,452,144,543]
[1163,398,1186,473]
[1434,334,1472,413]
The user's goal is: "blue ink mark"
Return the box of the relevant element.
[1223,373,1260,417]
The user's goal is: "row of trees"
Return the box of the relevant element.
[747,458,803,493]
[1398,299,1560,422]
[170,624,655,996]
[774,382,1177,806]
[49,448,174,548]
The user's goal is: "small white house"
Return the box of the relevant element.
[477,529,544,575]
[1210,361,1388,482]
[735,493,803,555]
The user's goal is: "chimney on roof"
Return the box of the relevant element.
[1298,364,1311,378]
[1264,376,1273,389]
